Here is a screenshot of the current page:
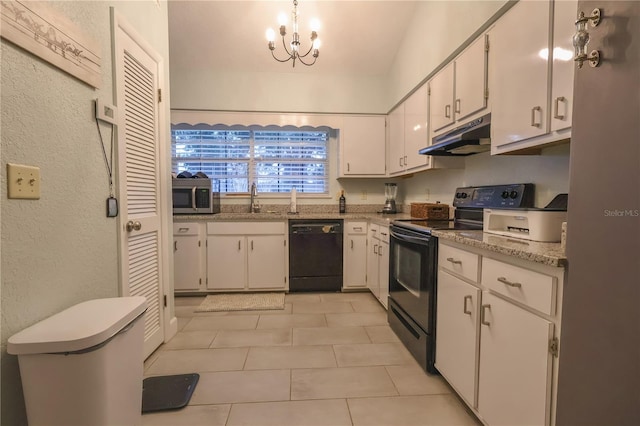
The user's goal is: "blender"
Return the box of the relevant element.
[382,183,398,214]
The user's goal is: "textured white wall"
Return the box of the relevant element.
[0,1,171,424]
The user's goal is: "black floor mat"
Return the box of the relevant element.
[142,373,199,413]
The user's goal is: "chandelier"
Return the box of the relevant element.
[265,0,321,67]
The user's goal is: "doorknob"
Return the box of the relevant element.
[126,221,142,232]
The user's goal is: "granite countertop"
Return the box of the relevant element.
[433,229,567,267]
[173,211,412,225]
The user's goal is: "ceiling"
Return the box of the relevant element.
[168,1,419,76]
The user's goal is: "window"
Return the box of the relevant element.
[171,126,329,194]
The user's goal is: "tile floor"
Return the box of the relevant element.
[142,292,481,426]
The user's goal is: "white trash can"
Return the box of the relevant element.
[8,297,147,426]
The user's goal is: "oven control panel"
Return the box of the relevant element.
[453,184,535,209]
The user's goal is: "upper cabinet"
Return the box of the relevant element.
[389,85,430,175]
[430,35,489,135]
[490,0,576,154]
[339,115,386,177]
[551,0,578,132]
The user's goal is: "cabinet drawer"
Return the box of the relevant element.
[378,226,390,243]
[439,244,480,283]
[482,257,556,315]
[369,223,380,239]
[207,221,285,235]
[173,223,200,236]
[346,222,367,234]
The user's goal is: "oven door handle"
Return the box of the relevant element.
[390,228,433,246]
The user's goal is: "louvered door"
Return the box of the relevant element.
[114,16,164,358]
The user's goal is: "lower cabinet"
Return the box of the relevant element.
[367,224,389,308]
[173,223,205,291]
[207,222,287,291]
[436,240,563,426]
[343,221,368,290]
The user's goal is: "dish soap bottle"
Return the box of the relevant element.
[339,190,346,214]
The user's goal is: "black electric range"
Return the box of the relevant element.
[387,183,535,374]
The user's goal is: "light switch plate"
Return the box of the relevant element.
[94,98,117,125]
[7,163,41,199]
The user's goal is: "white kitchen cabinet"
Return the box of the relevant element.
[478,292,554,426]
[343,221,368,290]
[490,0,574,154]
[430,35,488,135]
[388,85,462,176]
[436,240,564,425]
[435,270,480,407]
[207,222,287,291]
[367,224,389,308]
[173,222,205,291]
[366,224,380,298]
[339,115,386,176]
[550,0,577,132]
[387,106,406,175]
[207,234,246,290]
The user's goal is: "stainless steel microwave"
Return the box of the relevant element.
[172,178,220,214]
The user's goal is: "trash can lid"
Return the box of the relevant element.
[7,296,147,355]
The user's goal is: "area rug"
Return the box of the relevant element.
[194,292,285,312]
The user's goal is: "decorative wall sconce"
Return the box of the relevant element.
[573,8,602,68]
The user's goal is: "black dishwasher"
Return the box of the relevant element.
[289,220,343,292]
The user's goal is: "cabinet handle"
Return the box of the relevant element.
[481,304,491,326]
[445,104,451,118]
[353,226,363,232]
[347,162,350,172]
[463,295,472,315]
[373,244,378,254]
[399,157,403,167]
[497,276,522,288]
[554,96,566,120]
[446,257,462,265]
[174,241,177,252]
[404,155,407,165]
[351,239,354,249]
[378,245,383,256]
[531,106,542,128]
[251,240,254,251]
[455,99,461,114]
[238,240,241,250]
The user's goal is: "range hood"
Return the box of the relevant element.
[419,113,491,156]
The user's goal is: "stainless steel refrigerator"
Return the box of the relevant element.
[557,1,640,424]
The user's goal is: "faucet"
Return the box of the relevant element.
[250,182,260,213]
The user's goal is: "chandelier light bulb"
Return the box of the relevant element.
[310,18,321,32]
[266,28,276,42]
[278,12,288,26]
[312,38,321,50]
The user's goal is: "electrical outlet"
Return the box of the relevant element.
[7,163,41,199]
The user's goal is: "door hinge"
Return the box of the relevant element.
[485,35,490,52]
[198,240,201,247]
[199,278,202,285]
[163,294,167,307]
[549,337,559,357]
[485,88,489,100]
[284,276,287,283]
[284,239,286,247]
[427,85,431,96]
[157,88,162,103]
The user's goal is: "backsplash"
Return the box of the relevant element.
[221,203,403,214]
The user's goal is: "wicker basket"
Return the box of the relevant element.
[410,203,450,220]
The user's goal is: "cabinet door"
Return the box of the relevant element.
[341,115,386,176]
[388,106,405,175]
[207,235,246,290]
[455,35,488,121]
[478,292,554,426]
[429,62,455,132]
[344,234,368,289]
[173,234,202,291]
[550,0,577,132]
[435,271,480,407]
[247,235,286,289]
[490,0,550,147]
[367,228,380,298]
[403,85,430,171]
[377,239,389,309]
